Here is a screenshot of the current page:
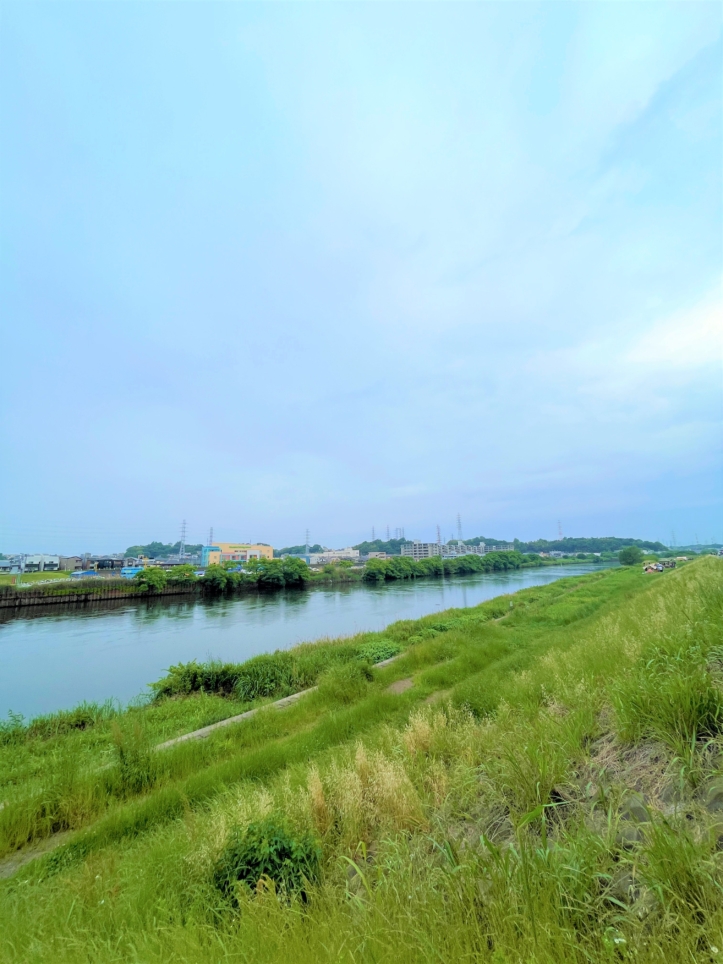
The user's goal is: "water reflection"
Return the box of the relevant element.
[0,566,607,719]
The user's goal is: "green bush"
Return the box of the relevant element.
[151,636,398,703]
[618,546,644,566]
[200,564,229,593]
[133,567,168,592]
[358,638,400,662]
[213,818,321,901]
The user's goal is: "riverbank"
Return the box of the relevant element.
[2,559,721,963]
[0,563,615,719]
[0,551,590,611]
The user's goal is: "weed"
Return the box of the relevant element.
[213,818,321,901]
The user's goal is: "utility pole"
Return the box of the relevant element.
[179,520,187,561]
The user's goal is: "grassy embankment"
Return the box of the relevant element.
[1,558,721,962]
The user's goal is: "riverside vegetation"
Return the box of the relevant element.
[0,549,531,602]
[0,557,721,962]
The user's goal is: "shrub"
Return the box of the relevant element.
[619,546,643,566]
[133,567,168,592]
[200,564,229,593]
[213,818,321,901]
[358,638,400,663]
[167,564,197,583]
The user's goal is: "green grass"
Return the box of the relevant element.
[1,558,721,963]
[0,570,71,586]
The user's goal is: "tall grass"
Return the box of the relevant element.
[1,560,721,963]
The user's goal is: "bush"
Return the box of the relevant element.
[133,567,168,591]
[213,818,321,901]
[358,638,400,663]
[167,564,197,583]
[200,564,229,593]
[619,546,643,566]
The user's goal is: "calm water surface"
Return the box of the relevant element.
[0,565,606,719]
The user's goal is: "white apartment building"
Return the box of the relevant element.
[401,541,514,559]
[305,548,361,566]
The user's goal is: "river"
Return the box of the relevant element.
[0,564,608,720]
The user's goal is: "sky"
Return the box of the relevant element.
[1,2,721,554]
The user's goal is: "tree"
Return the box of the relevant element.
[256,560,286,590]
[619,546,643,566]
[169,564,197,582]
[133,567,168,592]
[363,558,387,582]
[280,557,310,586]
[201,564,229,592]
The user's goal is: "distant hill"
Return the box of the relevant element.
[125,541,203,559]
[508,536,667,554]
[275,544,324,557]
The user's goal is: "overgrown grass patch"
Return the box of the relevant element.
[2,560,721,963]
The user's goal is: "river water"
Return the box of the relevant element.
[0,564,607,720]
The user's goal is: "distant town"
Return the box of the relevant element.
[1,533,720,579]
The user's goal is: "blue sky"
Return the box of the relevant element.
[1,2,721,553]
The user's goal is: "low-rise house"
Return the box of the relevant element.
[60,556,83,571]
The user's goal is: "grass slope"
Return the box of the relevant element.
[0,559,721,963]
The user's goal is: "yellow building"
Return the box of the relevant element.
[201,543,273,566]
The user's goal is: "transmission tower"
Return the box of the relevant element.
[457,513,462,542]
[386,525,390,540]
[179,520,187,561]
[436,524,442,546]
[372,526,375,541]
[557,520,563,540]
[305,529,310,554]
[208,526,214,547]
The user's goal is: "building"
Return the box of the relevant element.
[201,543,274,566]
[23,554,60,572]
[286,548,360,566]
[401,542,442,559]
[401,542,514,560]
[0,556,24,574]
[60,556,83,571]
